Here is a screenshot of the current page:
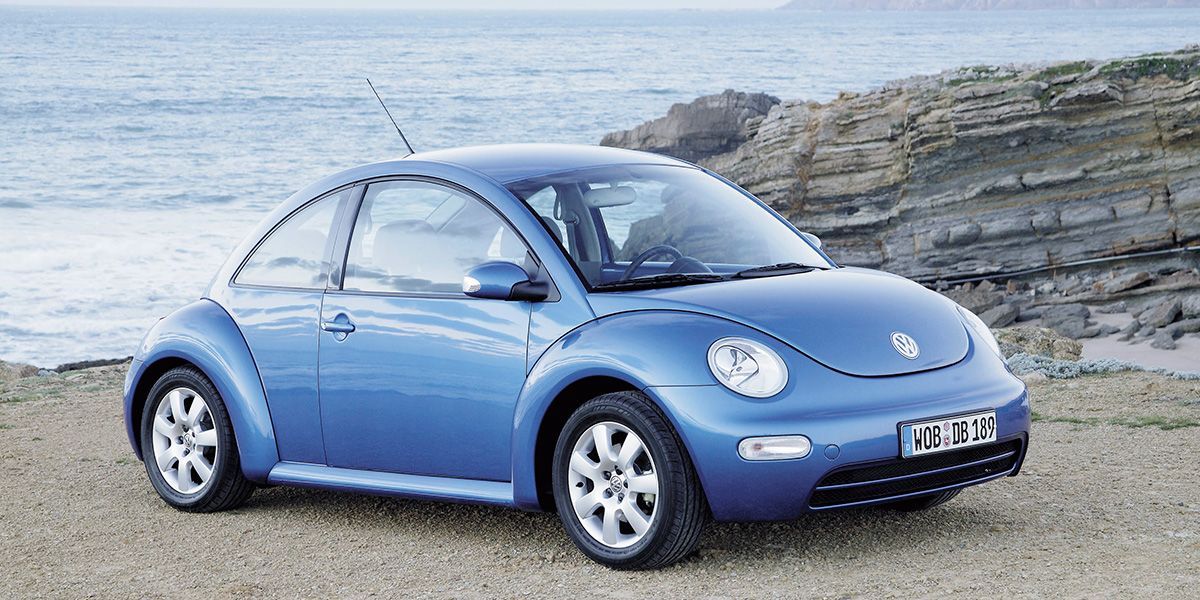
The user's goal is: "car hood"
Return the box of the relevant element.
[586,267,970,377]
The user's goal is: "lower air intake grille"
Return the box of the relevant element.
[809,439,1022,509]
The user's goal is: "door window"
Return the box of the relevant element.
[235,189,347,289]
[343,180,528,294]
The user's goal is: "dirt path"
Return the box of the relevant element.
[1,366,1197,599]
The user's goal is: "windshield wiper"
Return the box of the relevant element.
[733,262,827,279]
[592,273,726,291]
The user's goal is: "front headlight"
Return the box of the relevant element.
[957,305,1001,357]
[707,337,788,398]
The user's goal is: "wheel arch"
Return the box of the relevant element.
[512,310,741,511]
[123,299,278,482]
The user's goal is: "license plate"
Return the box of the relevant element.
[901,411,996,458]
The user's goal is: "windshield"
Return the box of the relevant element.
[506,164,832,290]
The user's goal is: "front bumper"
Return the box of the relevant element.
[647,349,1030,521]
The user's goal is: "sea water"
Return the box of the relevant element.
[2,7,1198,365]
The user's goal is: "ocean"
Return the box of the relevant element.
[2,6,1198,366]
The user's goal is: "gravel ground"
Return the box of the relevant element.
[2,365,1198,599]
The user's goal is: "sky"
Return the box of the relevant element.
[0,0,784,9]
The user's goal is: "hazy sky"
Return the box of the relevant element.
[0,0,784,9]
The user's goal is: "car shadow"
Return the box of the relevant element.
[235,484,1018,566]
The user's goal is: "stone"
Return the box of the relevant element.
[1097,324,1121,336]
[1096,301,1128,314]
[1151,331,1177,350]
[943,287,1004,315]
[1041,303,1091,328]
[0,360,39,382]
[1138,325,1157,337]
[1164,318,1200,338]
[994,327,1082,361]
[978,303,1019,328]
[1140,298,1182,328]
[35,369,58,377]
[1182,294,1200,319]
[1118,320,1140,341]
[1101,272,1152,295]
[1016,306,1043,322]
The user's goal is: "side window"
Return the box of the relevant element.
[235,189,346,289]
[343,180,528,294]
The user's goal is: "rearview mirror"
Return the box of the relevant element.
[463,261,548,302]
[801,231,822,249]
[581,186,636,208]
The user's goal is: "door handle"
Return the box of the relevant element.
[320,317,356,334]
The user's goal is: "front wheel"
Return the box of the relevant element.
[139,366,254,512]
[552,391,706,570]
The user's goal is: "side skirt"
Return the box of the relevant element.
[267,462,515,507]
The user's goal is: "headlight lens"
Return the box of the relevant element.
[957,305,1001,357]
[707,337,788,398]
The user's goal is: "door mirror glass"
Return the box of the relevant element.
[801,231,822,249]
[463,261,547,301]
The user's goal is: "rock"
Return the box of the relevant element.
[53,357,131,373]
[1041,303,1093,337]
[943,286,1004,315]
[1164,318,1200,338]
[1097,324,1121,336]
[0,360,40,382]
[994,327,1082,360]
[36,369,58,377]
[1016,306,1043,322]
[1183,294,1200,319]
[1096,301,1128,314]
[1138,325,1157,337]
[1101,272,1151,295]
[1151,331,1177,350]
[604,47,1200,283]
[978,303,1019,328]
[1140,298,1182,328]
[599,89,780,163]
[1118,320,1140,341]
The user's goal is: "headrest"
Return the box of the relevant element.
[541,216,563,244]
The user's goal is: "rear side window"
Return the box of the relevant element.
[235,189,347,289]
[342,180,528,294]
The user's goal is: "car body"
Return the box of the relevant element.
[124,143,1030,569]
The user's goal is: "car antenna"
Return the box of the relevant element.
[366,78,414,156]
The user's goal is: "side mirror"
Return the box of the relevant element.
[801,231,823,249]
[463,261,548,302]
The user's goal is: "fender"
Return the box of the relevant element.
[123,299,278,482]
[510,310,777,510]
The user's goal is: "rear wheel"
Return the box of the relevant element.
[552,391,706,570]
[882,489,960,512]
[139,366,254,512]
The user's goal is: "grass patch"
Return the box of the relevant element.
[1107,416,1200,431]
[1099,55,1200,80]
[1035,61,1091,81]
[1033,411,1199,430]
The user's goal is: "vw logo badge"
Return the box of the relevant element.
[891,332,920,360]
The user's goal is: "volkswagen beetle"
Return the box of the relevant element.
[123,143,1030,569]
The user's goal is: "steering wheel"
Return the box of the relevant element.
[620,245,685,281]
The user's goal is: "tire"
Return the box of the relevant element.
[139,366,254,512]
[882,489,960,512]
[552,391,706,570]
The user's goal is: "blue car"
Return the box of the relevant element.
[124,143,1030,569]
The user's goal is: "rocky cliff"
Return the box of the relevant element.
[602,48,1200,286]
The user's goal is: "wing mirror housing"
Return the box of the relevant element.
[801,231,823,249]
[463,261,549,302]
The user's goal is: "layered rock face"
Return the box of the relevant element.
[601,49,1200,284]
[600,90,780,163]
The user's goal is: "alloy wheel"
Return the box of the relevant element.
[567,421,660,548]
[150,387,219,495]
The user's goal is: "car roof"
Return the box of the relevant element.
[404,143,695,184]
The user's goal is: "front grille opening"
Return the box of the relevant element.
[809,439,1021,509]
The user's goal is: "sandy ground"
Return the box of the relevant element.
[1,365,1198,599]
[1077,312,1200,373]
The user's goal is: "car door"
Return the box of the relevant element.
[221,186,353,465]
[318,179,533,481]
